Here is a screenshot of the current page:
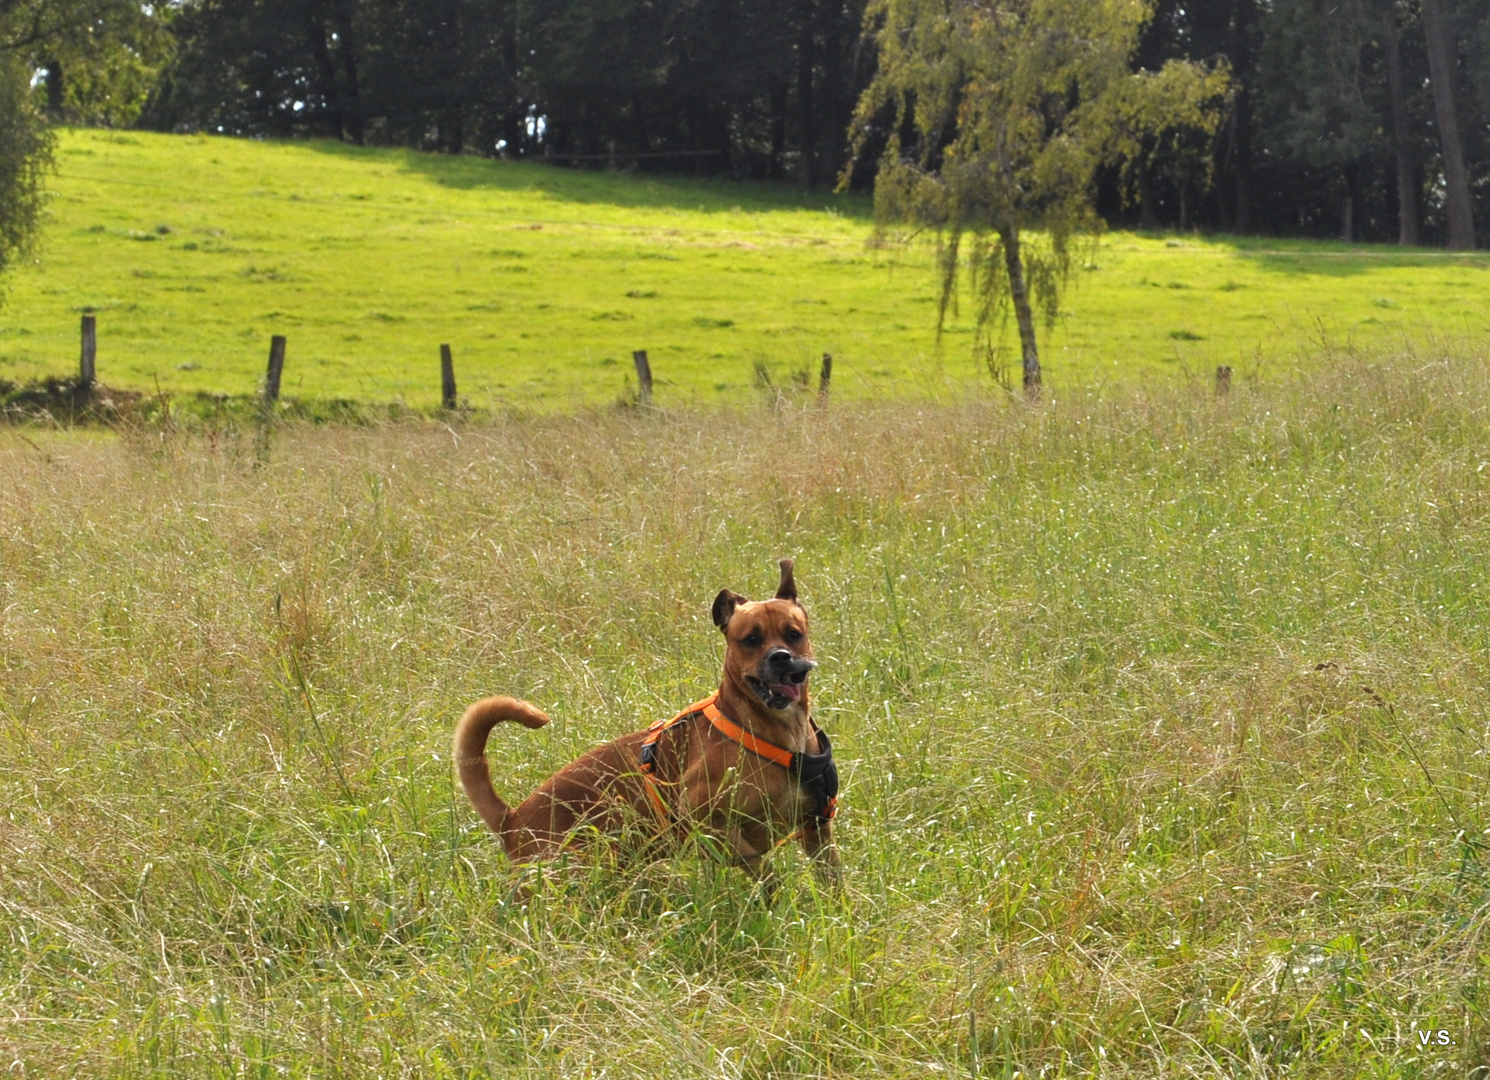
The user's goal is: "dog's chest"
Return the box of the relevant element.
[772,777,821,826]
[729,744,820,827]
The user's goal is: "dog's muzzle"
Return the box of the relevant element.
[747,649,817,708]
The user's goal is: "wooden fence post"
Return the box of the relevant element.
[264,335,287,402]
[440,343,457,409]
[79,315,97,385]
[632,349,653,405]
[818,352,832,400]
[1215,364,1232,396]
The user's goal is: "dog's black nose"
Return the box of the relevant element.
[766,648,816,676]
[765,648,795,670]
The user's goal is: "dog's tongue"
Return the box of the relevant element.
[769,682,802,701]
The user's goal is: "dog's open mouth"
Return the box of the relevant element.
[747,669,810,707]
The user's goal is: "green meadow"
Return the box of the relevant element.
[1,128,1488,408]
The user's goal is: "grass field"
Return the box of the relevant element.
[5,353,1490,1075]
[1,129,1489,408]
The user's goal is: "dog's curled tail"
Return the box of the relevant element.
[453,696,550,854]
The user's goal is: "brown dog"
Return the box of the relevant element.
[453,559,841,884]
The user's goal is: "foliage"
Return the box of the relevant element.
[1249,0,1407,242]
[0,55,53,290]
[6,359,1490,1073]
[6,0,175,126]
[1104,55,1235,222]
[1255,0,1384,172]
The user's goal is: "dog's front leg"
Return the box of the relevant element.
[800,819,843,888]
[726,826,781,902]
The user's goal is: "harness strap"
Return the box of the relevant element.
[635,691,838,826]
[702,700,796,770]
[639,766,670,825]
[636,692,719,825]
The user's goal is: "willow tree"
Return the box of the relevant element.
[0,57,52,291]
[849,0,1228,392]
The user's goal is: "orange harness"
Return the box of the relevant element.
[635,691,840,827]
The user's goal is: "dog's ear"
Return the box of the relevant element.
[712,589,746,631]
[775,558,798,602]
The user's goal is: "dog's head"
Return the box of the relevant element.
[712,559,816,713]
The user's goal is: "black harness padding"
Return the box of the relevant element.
[637,735,665,771]
[791,725,839,825]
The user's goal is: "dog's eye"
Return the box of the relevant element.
[743,633,763,648]
[784,628,803,643]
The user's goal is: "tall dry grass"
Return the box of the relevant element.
[4,356,1490,1076]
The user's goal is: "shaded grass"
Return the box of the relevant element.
[4,350,1490,1074]
[2,130,1490,407]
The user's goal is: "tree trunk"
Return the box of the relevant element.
[796,2,816,187]
[1217,105,1236,231]
[1138,170,1158,230]
[1229,0,1260,233]
[821,21,843,183]
[714,98,732,176]
[330,0,364,146]
[440,0,464,154]
[1233,135,1251,231]
[768,75,787,180]
[501,110,521,157]
[304,9,345,139]
[44,59,63,118]
[1383,10,1420,245]
[631,98,648,164]
[441,104,464,154]
[1421,0,1474,248]
[1000,225,1041,395]
[686,93,706,176]
[501,16,521,156]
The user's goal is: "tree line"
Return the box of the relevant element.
[1,0,1487,252]
[141,0,874,189]
[1128,0,1482,248]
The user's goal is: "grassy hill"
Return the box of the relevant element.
[2,129,1489,408]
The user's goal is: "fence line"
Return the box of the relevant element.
[65,319,849,411]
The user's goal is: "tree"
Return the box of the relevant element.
[0,55,53,292]
[849,0,1227,393]
[1255,0,1384,242]
[1382,1,1421,245]
[6,0,174,127]
[145,0,353,138]
[1420,0,1474,247]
